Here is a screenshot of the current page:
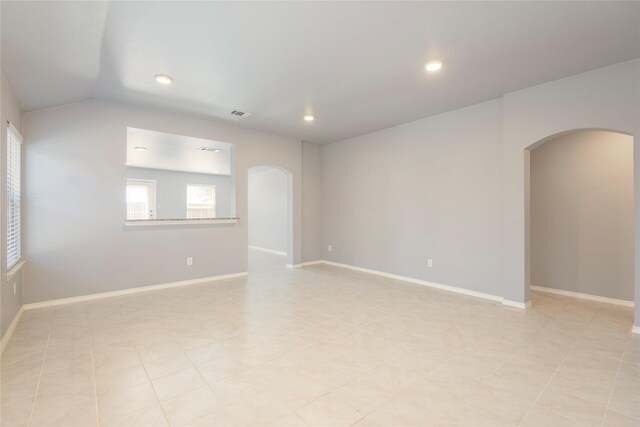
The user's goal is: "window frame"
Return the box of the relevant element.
[6,121,23,272]
[186,183,216,219]
[126,178,157,220]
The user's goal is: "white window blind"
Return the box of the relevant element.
[186,184,216,218]
[7,122,22,269]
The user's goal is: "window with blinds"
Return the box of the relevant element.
[6,123,22,269]
[186,184,216,218]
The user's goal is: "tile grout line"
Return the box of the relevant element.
[95,305,173,426]
[88,309,101,427]
[5,261,635,427]
[498,317,555,425]
[517,301,601,426]
[305,323,451,426]
[183,334,241,425]
[130,319,172,427]
[600,336,630,427]
[26,317,53,427]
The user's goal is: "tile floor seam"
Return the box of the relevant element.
[188,344,241,425]
[350,352,452,426]
[600,337,630,427]
[4,252,637,427]
[334,390,371,426]
[518,303,608,427]
[516,307,592,426]
[87,310,101,427]
[131,326,172,427]
[25,322,52,427]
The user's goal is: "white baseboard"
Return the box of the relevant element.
[632,326,640,335]
[319,260,509,304]
[502,299,532,309]
[308,260,533,309]
[297,260,325,267]
[22,272,248,311]
[531,285,634,307]
[248,245,287,256]
[1,306,24,353]
[291,260,324,268]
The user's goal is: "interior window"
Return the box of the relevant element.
[127,179,156,220]
[126,127,234,222]
[186,184,216,219]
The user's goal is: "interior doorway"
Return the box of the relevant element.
[526,129,634,305]
[247,165,294,272]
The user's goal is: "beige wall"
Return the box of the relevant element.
[323,99,504,297]
[531,130,634,300]
[323,59,640,319]
[502,59,639,313]
[22,100,312,304]
[248,166,289,254]
[302,142,323,262]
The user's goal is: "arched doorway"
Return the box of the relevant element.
[247,165,294,270]
[524,129,635,310]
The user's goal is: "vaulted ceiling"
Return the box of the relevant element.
[2,1,639,143]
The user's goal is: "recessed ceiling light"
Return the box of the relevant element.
[198,147,222,153]
[134,146,147,151]
[155,74,173,85]
[425,61,444,72]
[304,115,315,122]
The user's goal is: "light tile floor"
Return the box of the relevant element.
[1,248,639,427]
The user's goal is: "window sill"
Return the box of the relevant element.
[124,217,239,226]
[7,260,26,281]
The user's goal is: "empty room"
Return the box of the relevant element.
[1,1,639,426]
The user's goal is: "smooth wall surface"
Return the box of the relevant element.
[323,99,504,296]
[1,73,22,338]
[503,59,640,319]
[322,59,640,320]
[127,167,234,219]
[302,142,323,262]
[531,130,634,300]
[248,166,288,254]
[22,100,307,304]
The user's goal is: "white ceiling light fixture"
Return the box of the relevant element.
[424,61,444,72]
[198,147,222,153]
[155,74,173,85]
[134,146,147,151]
[304,114,315,122]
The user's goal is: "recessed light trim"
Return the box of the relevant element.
[134,146,147,151]
[425,61,444,72]
[155,74,173,85]
[198,147,222,153]
[304,115,315,122]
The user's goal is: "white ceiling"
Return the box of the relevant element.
[127,127,232,175]
[2,1,639,144]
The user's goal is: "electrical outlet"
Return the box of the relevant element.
[186,257,193,266]
[427,259,433,268]
[328,245,332,252]
[13,283,16,295]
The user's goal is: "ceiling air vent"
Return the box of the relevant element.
[230,110,250,118]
